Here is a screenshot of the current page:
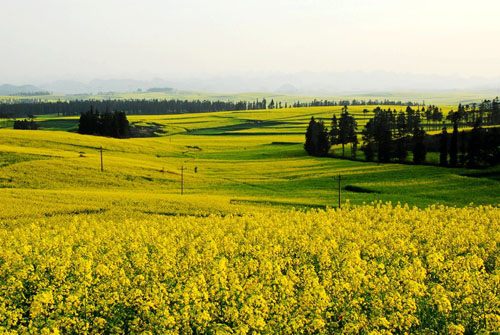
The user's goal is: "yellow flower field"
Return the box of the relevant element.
[1,203,499,334]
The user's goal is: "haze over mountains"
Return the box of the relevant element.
[2,71,500,96]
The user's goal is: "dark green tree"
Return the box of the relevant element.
[439,127,448,167]
[314,120,330,157]
[13,119,38,130]
[449,121,459,167]
[78,107,130,138]
[304,117,330,157]
[466,119,482,168]
[481,128,500,166]
[115,111,130,138]
[459,130,467,166]
[338,106,357,157]
[492,97,500,124]
[361,119,375,162]
[351,135,359,159]
[304,117,316,156]
[372,109,393,163]
[406,106,420,132]
[412,127,427,164]
[329,114,339,147]
[394,111,409,162]
[432,106,443,124]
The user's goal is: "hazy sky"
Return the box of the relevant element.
[1,0,500,83]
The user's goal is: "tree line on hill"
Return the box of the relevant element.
[12,91,52,96]
[78,107,130,138]
[0,98,421,119]
[305,97,500,168]
[295,98,420,108]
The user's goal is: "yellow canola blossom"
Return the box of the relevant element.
[0,203,499,334]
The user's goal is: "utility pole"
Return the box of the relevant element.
[180,165,184,195]
[338,175,342,208]
[100,146,103,172]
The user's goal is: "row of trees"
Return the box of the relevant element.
[0,99,253,118]
[0,98,423,119]
[438,121,500,168]
[12,91,51,96]
[298,99,420,108]
[78,107,130,138]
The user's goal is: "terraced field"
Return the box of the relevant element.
[0,105,497,224]
[1,105,500,334]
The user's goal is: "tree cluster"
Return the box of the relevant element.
[13,119,38,130]
[78,107,130,138]
[356,104,500,168]
[360,106,428,164]
[439,121,500,168]
[445,98,500,127]
[330,106,358,158]
[304,117,330,157]
[304,106,358,157]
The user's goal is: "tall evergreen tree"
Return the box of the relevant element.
[361,119,375,162]
[406,106,419,132]
[439,127,448,167]
[304,117,316,156]
[396,111,407,137]
[412,127,427,164]
[481,128,500,166]
[459,130,468,166]
[449,122,459,167]
[314,120,330,157]
[304,117,330,157]
[351,135,359,159]
[466,119,482,168]
[492,97,500,124]
[372,109,393,163]
[115,111,130,138]
[425,107,433,131]
[432,106,443,124]
[329,114,339,147]
[394,111,409,162]
[338,106,357,157]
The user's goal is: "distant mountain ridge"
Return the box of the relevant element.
[0,84,43,95]
[2,71,500,95]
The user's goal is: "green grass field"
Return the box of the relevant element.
[0,105,498,224]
